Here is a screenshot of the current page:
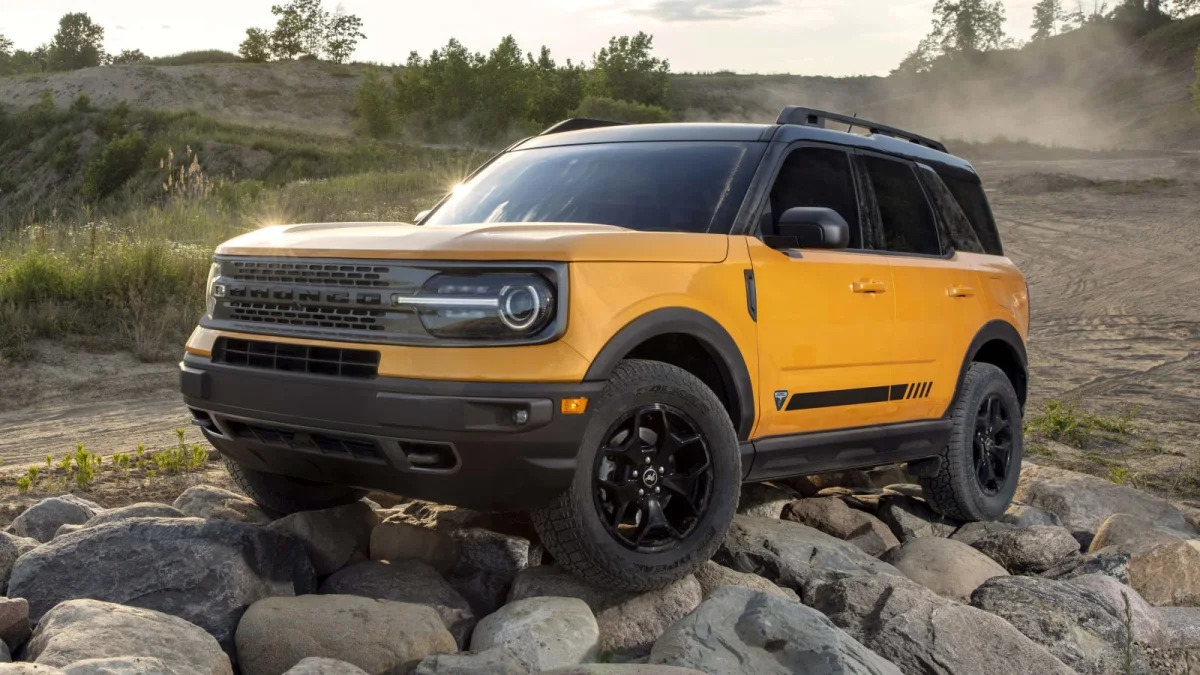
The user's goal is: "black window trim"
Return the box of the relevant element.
[850,149,956,261]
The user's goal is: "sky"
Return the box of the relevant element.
[0,0,1046,77]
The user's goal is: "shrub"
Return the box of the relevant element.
[353,68,393,137]
[147,50,243,66]
[574,96,671,124]
[239,30,272,63]
[83,132,149,200]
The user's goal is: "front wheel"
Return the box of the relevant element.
[920,362,1023,521]
[532,360,741,591]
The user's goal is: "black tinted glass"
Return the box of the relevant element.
[424,142,764,234]
[767,147,861,248]
[940,172,1003,255]
[918,168,985,254]
[862,156,941,255]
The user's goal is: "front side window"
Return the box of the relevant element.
[763,146,862,248]
[423,141,765,234]
[861,155,941,256]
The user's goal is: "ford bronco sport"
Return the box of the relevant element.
[181,107,1029,590]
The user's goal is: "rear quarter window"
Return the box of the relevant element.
[938,172,1003,255]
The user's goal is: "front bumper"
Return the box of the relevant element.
[180,353,602,510]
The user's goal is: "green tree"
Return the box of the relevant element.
[589,32,670,107]
[527,47,586,125]
[0,34,12,57]
[239,28,272,62]
[325,7,366,63]
[892,36,938,75]
[110,49,147,65]
[929,0,1009,54]
[1031,0,1065,39]
[474,35,533,135]
[46,12,106,71]
[270,0,327,59]
[354,68,393,137]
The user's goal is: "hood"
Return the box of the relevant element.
[215,222,729,263]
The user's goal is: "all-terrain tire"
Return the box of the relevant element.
[531,359,741,591]
[224,457,367,516]
[920,361,1023,521]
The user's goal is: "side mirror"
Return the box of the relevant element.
[766,207,850,250]
[414,209,431,224]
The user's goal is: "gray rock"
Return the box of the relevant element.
[1065,573,1167,646]
[24,599,231,675]
[968,524,1080,574]
[52,525,83,539]
[877,495,959,542]
[737,483,802,519]
[811,467,914,490]
[507,566,701,656]
[949,520,1017,546]
[370,520,460,572]
[8,517,316,655]
[1090,513,1187,554]
[171,486,269,524]
[692,560,799,602]
[0,643,6,664]
[882,484,924,498]
[81,503,184,530]
[1042,549,1131,583]
[0,532,40,593]
[0,666,65,674]
[10,496,101,543]
[1002,503,1063,527]
[0,598,30,652]
[270,501,378,576]
[470,597,599,671]
[1160,607,1200,649]
[880,537,1008,601]
[319,560,475,647]
[235,595,455,675]
[783,497,899,556]
[63,658,171,675]
[539,668,707,675]
[413,647,526,675]
[282,659,370,675]
[715,515,901,593]
[445,528,530,617]
[1127,540,1200,606]
[808,573,1074,674]
[969,575,1143,674]
[648,586,900,675]
[1014,465,1194,539]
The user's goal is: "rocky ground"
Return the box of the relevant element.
[1,463,1199,674]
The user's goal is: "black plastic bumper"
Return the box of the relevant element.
[180,353,602,510]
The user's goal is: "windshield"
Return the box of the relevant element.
[423,141,764,234]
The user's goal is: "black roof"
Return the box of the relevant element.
[514,119,975,176]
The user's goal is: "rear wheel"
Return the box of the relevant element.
[532,360,741,591]
[920,362,1023,521]
[224,457,367,516]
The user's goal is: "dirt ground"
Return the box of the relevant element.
[0,153,1196,504]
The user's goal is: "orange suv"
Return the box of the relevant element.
[180,107,1030,590]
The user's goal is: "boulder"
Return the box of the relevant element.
[171,486,269,524]
[1127,540,1200,606]
[782,497,899,556]
[882,484,924,498]
[970,575,1142,674]
[80,504,184,530]
[1090,513,1187,554]
[808,573,1074,674]
[413,647,525,675]
[62,658,171,675]
[319,560,475,647]
[968,524,1080,574]
[9,496,101,543]
[24,599,231,675]
[1014,465,1194,539]
[1160,607,1200,649]
[1002,503,1063,528]
[876,495,958,542]
[1065,573,1167,646]
[648,586,900,675]
[949,521,1018,547]
[283,658,370,675]
[470,597,599,671]
[507,565,701,656]
[52,525,83,539]
[737,483,802,519]
[1042,549,1132,583]
[880,537,1008,601]
[810,467,913,490]
[0,666,64,674]
[235,595,455,675]
[369,521,460,573]
[0,598,30,652]
[269,501,378,576]
[445,528,530,617]
[692,560,799,602]
[540,668,708,675]
[0,532,40,594]
[715,516,901,593]
[8,517,316,654]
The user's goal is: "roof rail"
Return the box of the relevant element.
[539,118,629,136]
[776,106,947,154]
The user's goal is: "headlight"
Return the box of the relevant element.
[204,262,222,317]
[396,272,556,339]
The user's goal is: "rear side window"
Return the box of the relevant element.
[939,172,1003,255]
[861,155,941,256]
[765,146,861,248]
[917,167,985,254]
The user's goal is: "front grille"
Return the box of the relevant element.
[213,337,379,379]
[226,420,384,463]
[226,300,386,332]
[226,259,392,287]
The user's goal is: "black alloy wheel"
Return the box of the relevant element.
[973,393,1014,496]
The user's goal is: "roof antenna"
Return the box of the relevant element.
[847,113,857,133]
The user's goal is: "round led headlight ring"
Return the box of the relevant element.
[499,284,548,332]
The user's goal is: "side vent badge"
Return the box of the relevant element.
[774,390,789,411]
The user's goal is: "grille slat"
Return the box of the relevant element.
[227,260,390,287]
[214,337,379,379]
[227,420,384,463]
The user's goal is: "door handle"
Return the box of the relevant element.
[947,285,976,298]
[851,280,887,294]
